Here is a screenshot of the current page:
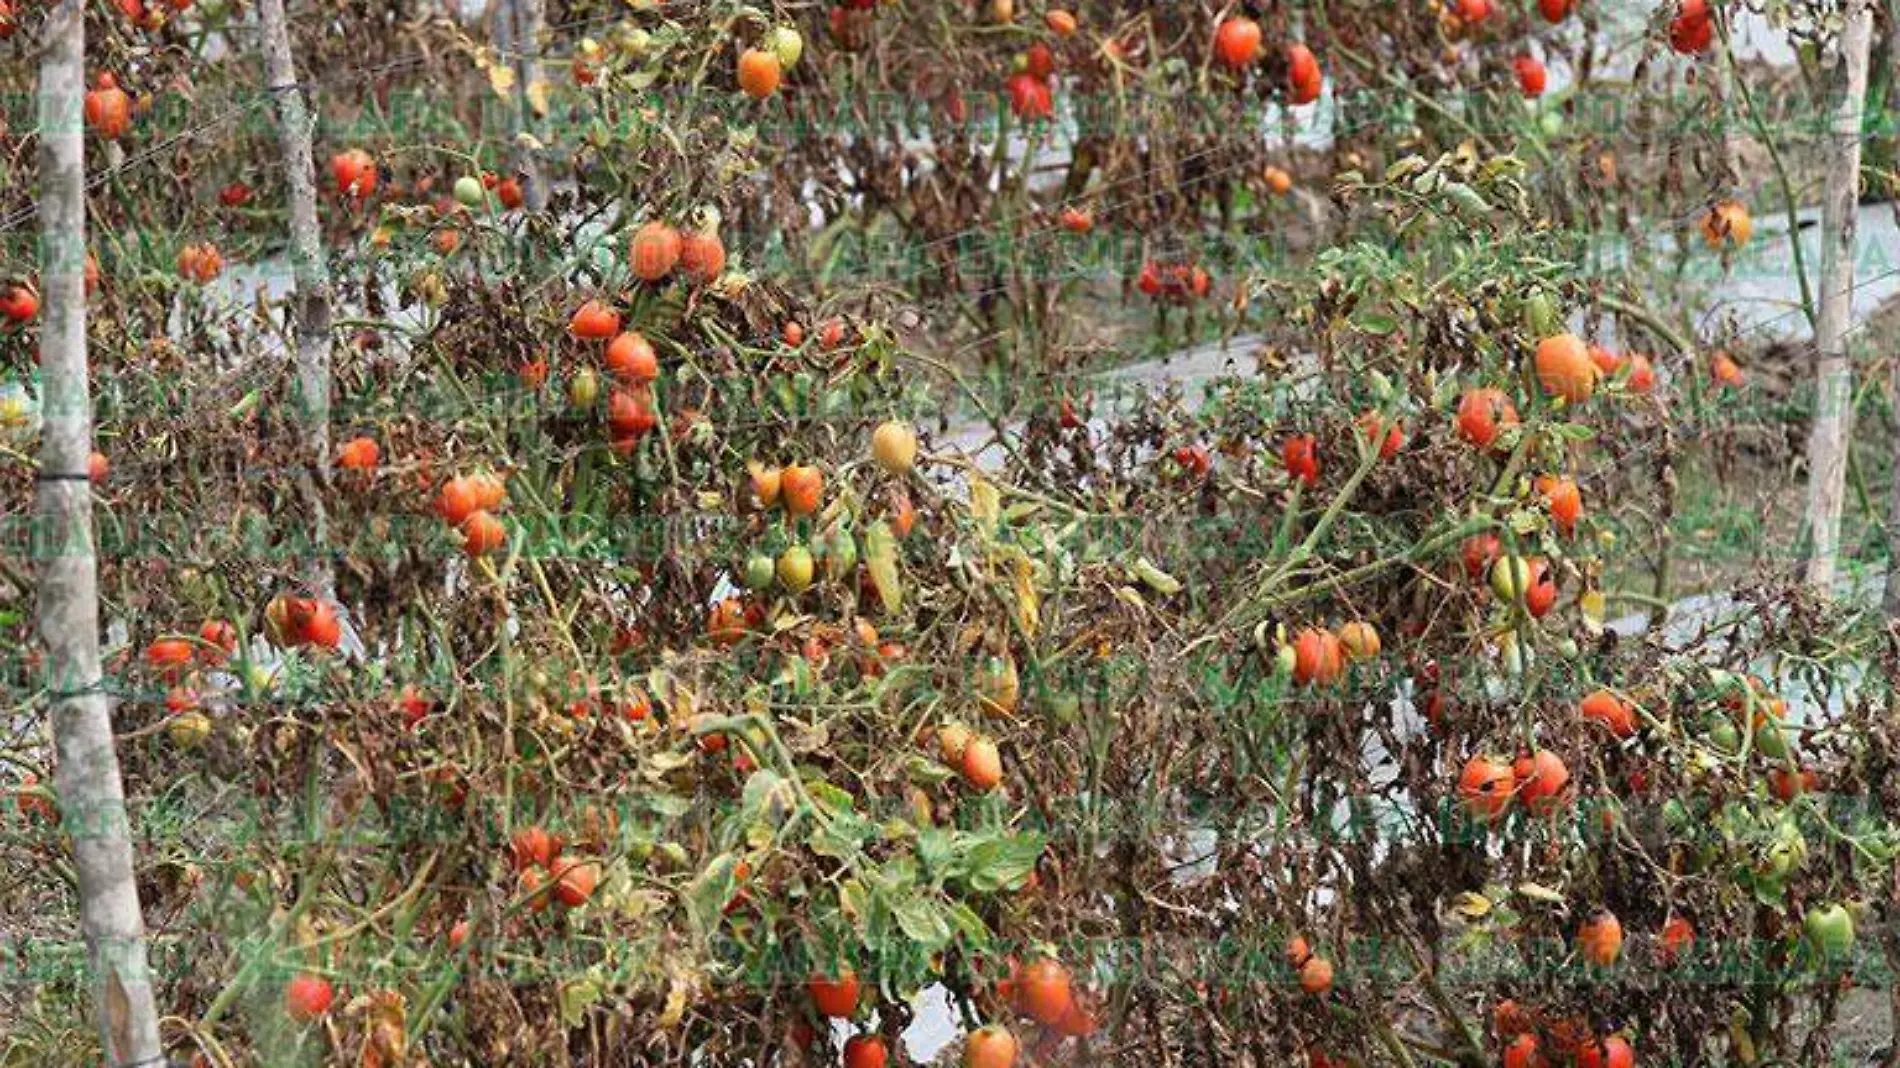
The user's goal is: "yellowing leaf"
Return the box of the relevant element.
[1451,892,1492,918]
[655,974,689,1029]
[1580,589,1606,634]
[1011,556,1039,638]
[526,78,552,117]
[864,521,902,614]
[487,62,517,96]
[969,477,1000,531]
[1131,556,1181,595]
[1515,881,1565,904]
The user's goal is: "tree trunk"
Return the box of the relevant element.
[258,0,333,595]
[36,0,165,1061]
[511,0,548,210]
[1884,0,1900,616]
[1803,0,1874,593]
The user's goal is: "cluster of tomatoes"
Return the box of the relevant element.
[434,471,509,558]
[569,299,662,456]
[264,594,343,649]
[507,824,600,914]
[1287,621,1382,687]
[173,242,223,285]
[1134,259,1212,303]
[1213,18,1325,105]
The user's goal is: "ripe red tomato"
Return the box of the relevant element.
[1025,42,1056,79]
[553,858,599,907]
[678,230,727,283]
[284,974,334,1022]
[1514,54,1547,97]
[1005,71,1054,120]
[808,970,860,1018]
[509,826,557,871]
[0,284,38,323]
[569,300,621,340]
[1214,17,1262,69]
[1287,44,1323,104]
[1523,558,1558,617]
[330,149,377,199]
[336,436,380,471]
[1504,1034,1545,1068]
[1659,915,1695,965]
[1455,387,1518,448]
[1576,1036,1634,1068]
[630,221,683,281]
[1669,0,1713,54]
[84,74,132,140]
[608,388,659,440]
[1536,475,1582,536]
[1357,412,1405,458]
[1282,434,1320,486]
[1016,957,1073,1024]
[604,332,659,383]
[843,1035,888,1068]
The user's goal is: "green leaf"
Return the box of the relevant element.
[1352,310,1400,336]
[892,893,954,949]
[962,833,1046,894]
[917,828,957,877]
[809,810,876,860]
[557,973,603,1027]
[944,899,991,943]
[685,853,739,935]
[807,781,857,814]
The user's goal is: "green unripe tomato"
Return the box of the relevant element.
[767,26,804,69]
[742,553,776,591]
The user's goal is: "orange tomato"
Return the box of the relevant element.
[336,436,380,471]
[1535,333,1597,403]
[737,47,783,98]
[1291,628,1343,686]
[1455,387,1518,449]
[1579,689,1636,738]
[1578,910,1624,966]
[964,1025,1019,1068]
[460,510,506,556]
[1536,475,1582,536]
[1512,749,1570,814]
[781,464,824,516]
[961,735,1003,791]
[630,222,683,281]
[84,74,131,140]
[1458,755,1515,820]
[678,230,727,283]
[604,332,659,383]
[1016,958,1072,1024]
[569,300,621,340]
